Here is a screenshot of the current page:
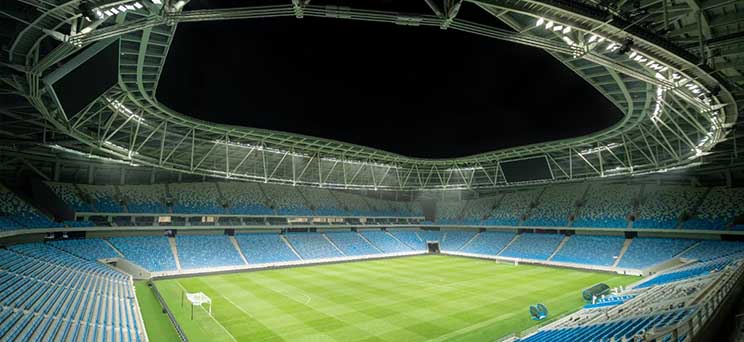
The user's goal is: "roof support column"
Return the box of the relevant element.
[88,164,95,184]
[53,161,61,182]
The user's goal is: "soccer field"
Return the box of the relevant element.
[148,255,637,342]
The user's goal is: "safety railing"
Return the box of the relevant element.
[149,280,189,342]
[636,259,744,342]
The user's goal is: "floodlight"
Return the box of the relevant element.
[173,0,188,10]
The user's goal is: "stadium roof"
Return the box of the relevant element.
[1,0,742,190]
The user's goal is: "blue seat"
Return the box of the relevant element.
[176,235,244,269]
[519,308,694,342]
[235,233,300,264]
[0,243,142,342]
[460,231,516,255]
[680,240,744,261]
[500,233,564,260]
[359,230,413,253]
[49,239,120,261]
[390,230,426,250]
[285,233,343,259]
[440,230,477,251]
[109,236,178,271]
[617,238,697,269]
[552,235,625,266]
[325,231,380,256]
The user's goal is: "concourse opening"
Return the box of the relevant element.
[427,242,440,254]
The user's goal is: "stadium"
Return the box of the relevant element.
[1,0,744,341]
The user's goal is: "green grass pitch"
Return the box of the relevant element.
[144,255,637,342]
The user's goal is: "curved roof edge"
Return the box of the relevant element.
[2,0,740,190]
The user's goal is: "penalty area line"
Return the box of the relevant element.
[175,281,238,342]
[276,290,312,305]
[221,293,257,319]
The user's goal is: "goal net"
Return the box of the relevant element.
[181,291,212,319]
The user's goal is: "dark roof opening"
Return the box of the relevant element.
[157,16,622,158]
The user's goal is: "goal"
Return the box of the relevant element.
[181,291,212,320]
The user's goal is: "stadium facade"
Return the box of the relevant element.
[1,0,744,341]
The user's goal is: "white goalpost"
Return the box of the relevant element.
[181,291,212,320]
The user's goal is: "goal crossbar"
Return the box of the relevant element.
[181,291,212,319]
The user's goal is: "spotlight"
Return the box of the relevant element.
[617,37,634,55]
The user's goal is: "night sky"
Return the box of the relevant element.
[157,9,621,158]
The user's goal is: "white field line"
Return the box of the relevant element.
[175,281,238,342]
[426,311,519,342]
[275,290,312,305]
[426,289,580,342]
[271,288,374,333]
[220,293,257,319]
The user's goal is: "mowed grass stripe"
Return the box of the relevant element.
[242,264,433,341]
[155,255,637,342]
[231,276,371,341]
[133,281,181,342]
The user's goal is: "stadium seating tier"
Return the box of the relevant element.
[616,238,697,269]
[500,233,565,260]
